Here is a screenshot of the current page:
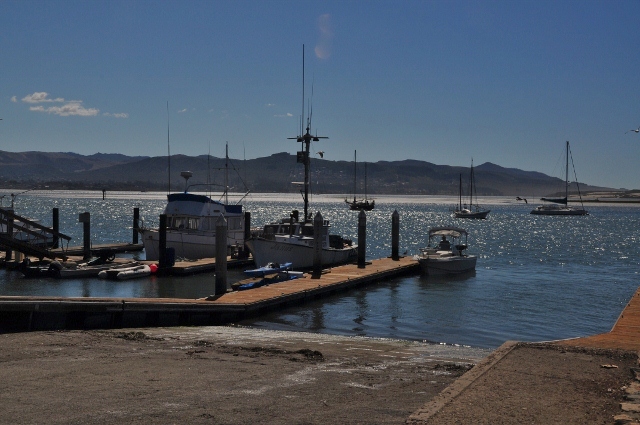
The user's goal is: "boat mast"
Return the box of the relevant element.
[353,150,357,203]
[288,45,327,222]
[565,140,569,204]
[364,162,368,202]
[469,159,474,208]
[459,173,462,210]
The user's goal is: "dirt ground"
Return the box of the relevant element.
[409,342,639,425]
[0,327,636,424]
[0,326,489,425]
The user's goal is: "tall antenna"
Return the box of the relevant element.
[288,44,328,221]
[301,44,305,136]
[167,101,171,195]
[207,141,211,196]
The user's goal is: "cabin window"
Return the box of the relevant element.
[228,217,241,230]
[301,226,314,237]
[188,218,199,230]
[172,217,186,229]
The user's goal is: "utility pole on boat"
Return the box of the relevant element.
[225,142,229,206]
[289,45,327,222]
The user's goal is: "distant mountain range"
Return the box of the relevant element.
[0,150,622,197]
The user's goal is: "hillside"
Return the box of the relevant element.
[0,150,620,197]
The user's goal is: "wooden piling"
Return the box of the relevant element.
[158,214,167,269]
[358,210,366,268]
[215,215,228,294]
[79,212,91,260]
[313,211,323,277]
[132,208,139,245]
[392,210,399,261]
[52,208,59,249]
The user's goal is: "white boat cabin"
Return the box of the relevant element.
[164,193,243,233]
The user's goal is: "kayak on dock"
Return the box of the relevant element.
[244,262,293,277]
[233,270,304,291]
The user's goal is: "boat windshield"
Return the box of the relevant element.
[170,217,200,230]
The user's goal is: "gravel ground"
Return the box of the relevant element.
[1,327,636,424]
[0,326,489,424]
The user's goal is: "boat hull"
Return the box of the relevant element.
[418,255,477,275]
[454,210,490,219]
[530,206,588,216]
[246,238,357,269]
[139,228,245,261]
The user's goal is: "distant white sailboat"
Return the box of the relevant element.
[453,160,490,219]
[530,141,588,216]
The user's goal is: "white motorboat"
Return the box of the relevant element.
[139,146,248,261]
[139,189,245,261]
[530,141,588,216]
[414,226,477,275]
[453,160,490,219]
[246,46,357,269]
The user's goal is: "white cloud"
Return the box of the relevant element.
[30,101,99,117]
[315,14,333,60]
[178,108,188,113]
[274,112,294,118]
[22,92,65,103]
[266,103,276,107]
[11,96,17,103]
[20,91,104,117]
[103,112,129,118]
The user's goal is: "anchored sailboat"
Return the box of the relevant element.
[530,141,588,216]
[453,160,490,219]
[345,150,375,211]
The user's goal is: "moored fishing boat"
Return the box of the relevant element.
[246,46,357,269]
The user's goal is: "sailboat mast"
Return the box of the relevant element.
[565,140,569,203]
[364,162,368,201]
[469,160,474,207]
[353,150,357,203]
[459,174,462,210]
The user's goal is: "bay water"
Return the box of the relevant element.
[1,190,638,349]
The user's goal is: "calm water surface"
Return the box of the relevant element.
[1,190,638,349]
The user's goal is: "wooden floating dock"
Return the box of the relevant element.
[55,242,144,256]
[0,256,419,332]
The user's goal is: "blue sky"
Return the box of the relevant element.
[2,0,640,189]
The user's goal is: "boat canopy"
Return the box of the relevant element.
[428,226,468,238]
[165,193,243,215]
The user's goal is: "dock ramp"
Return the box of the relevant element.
[0,208,72,260]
